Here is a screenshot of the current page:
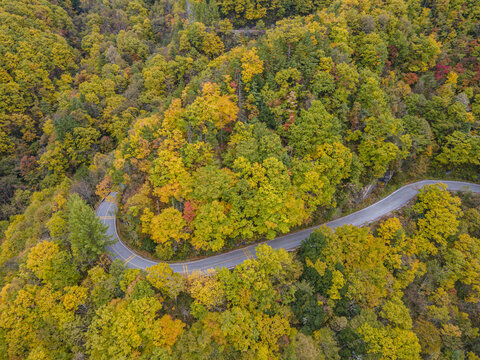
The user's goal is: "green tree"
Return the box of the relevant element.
[67,194,110,269]
[437,131,480,169]
[412,184,463,255]
[26,240,79,289]
[192,201,234,252]
[288,100,342,157]
[86,296,184,359]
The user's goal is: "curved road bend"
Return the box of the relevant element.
[96,180,480,275]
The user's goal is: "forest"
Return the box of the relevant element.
[0,0,480,358]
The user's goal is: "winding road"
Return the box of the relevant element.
[96,180,480,275]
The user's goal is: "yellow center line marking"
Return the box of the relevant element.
[107,202,114,216]
[199,252,250,271]
[242,247,254,260]
[100,193,255,272]
[99,216,115,220]
[124,254,136,264]
[104,199,114,218]
[99,195,129,262]
[111,249,126,261]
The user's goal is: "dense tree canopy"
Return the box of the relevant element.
[0,0,480,359]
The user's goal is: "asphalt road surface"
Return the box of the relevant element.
[96,180,480,275]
